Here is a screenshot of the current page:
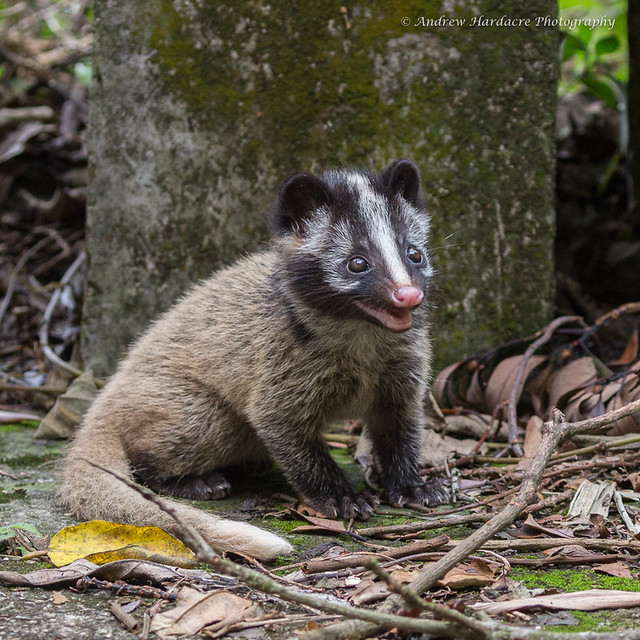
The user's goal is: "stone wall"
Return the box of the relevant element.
[84,1,557,375]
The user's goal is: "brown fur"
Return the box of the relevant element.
[59,161,446,560]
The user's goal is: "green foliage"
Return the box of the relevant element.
[559,0,628,109]
[0,1,93,86]
[73,61,92,86]
[0,523,42,554]
[0,523,41,543]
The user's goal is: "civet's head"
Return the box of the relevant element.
[272,159,432,332]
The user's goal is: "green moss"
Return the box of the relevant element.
[0,453,61,468]
[544,611,607,633]
[91,0,557,372]
[0,423,23,433]
[510,567,640,632]
[0,558,54,573]
[0,421,39,433]
[512,567,640,592]
[267,518,307,534]
[0,422,65,468]
[147,1,402,172]
[543,610,640,634]
[0,489,26,504]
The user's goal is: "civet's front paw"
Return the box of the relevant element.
[306,491,379,521]
[387,478,448,508]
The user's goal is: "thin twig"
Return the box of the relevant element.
[86,463,454,637]
[305,400,640,640]
[581,302,640,346]
[109,601,140,633]
[38,251,85,377]
[0,383,65,395]
[357,514,489,539]
[366,558,486,636]
[0,234,55,327]
[524,489,574,514]
[551,434,640,460]
[440,537,640,552]
[301,537,449,574]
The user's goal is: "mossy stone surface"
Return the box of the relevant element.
[84,1,557,375]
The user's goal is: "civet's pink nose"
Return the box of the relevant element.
[392,286,424,308]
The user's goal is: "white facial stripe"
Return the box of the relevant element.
[370,215,412,285]
[300,207,331,252]
[325,219,359,290]
[347,173,412,286]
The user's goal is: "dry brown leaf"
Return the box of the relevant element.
[0,558,184,588]
[543,544,591,559]
[34,370,98,439]
[522,416,543,459]
[522,514,573,539]
[620,374,640,429]
[561,389,592,423]
[389,568,420,583]
[350,579,389,605]
[484,355,546,412]
[526,361,555,415]
[629,473,640,492]
[601,375,640,434]
[609,328,639,367]
[484,355,522,410]
[150,587,254,638]
[579,392,606,419]
[441,413,501,441]
[602,393,640,435]
[621,370,640,397]
[516,416,544,471]
[466,368,488,412]
[420,429,478,467]
[546,357,598,414]
[599,381,624,405]
[431,362,461,409]
[438,559,497,588]
[593,562,632,578]
[290,511,350,536]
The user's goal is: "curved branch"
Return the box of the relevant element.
[38,251,85,377]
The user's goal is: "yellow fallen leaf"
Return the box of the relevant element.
[48,520,197,568]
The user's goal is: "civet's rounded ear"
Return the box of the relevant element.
[272,173,334,237]
[381,159,423,208]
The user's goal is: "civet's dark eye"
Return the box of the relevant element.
[407,247,423,264]
[347,256,370,273]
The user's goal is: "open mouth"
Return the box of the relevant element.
[355,301,413,331]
